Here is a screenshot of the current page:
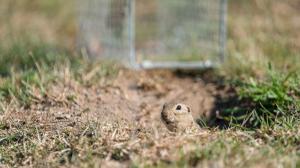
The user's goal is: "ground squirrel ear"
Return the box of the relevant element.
[187,107,191,113]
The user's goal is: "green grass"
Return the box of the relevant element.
[0,38,72,106]
[215,64,300,130]
[236,65,300,128]
[0,38,75,76]
[0,37,119,106]
[0,70,45,107]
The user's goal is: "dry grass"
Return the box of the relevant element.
[224,0,300,78]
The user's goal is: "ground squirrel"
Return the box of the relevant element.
[161,103,200,133]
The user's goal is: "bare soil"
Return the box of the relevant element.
[1,69,231,167]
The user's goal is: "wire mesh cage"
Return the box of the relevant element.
[78,0,227,69]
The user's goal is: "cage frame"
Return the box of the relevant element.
[78,0,228,69]
[128,0,228,69]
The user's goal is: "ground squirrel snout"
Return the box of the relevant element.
[161,103,200,133]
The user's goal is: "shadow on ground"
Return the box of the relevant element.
[172,69,252,129]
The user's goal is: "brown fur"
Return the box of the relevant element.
[161,103,200,133]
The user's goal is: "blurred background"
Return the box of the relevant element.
[0,0,299,76]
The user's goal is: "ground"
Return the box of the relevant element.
[1,67,300,167]
[0,69,223,167]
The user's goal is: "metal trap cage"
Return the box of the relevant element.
[78,0,227,69]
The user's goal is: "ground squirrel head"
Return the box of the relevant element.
[162,103,191,115]
[161,103,194,132]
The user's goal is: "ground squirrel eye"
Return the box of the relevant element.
[176,105,181,110]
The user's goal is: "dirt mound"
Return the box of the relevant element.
[2,69,226,166]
